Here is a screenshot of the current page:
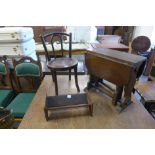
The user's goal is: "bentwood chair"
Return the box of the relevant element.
[0,56,15,108]
[131,36,151,56]
[132,39,155,118]
[40,32,80,95]
[131,36,155,76]
[6,56,42,122]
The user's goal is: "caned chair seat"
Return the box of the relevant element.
[0,89,14,108]
[47,58,78,70]
[7,93,35,118]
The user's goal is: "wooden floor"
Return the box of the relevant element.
[135,76,155,101]
[19,75,155,129]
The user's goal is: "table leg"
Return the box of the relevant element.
[112,86,123,105]
[50,70,55,82]
[89,104,93,116]
[116,71,137,112]
[69,69,71,81]
[44,108,49,121]
[74,66,80,92]
[53,71,58,95]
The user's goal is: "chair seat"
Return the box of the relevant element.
[7,93,35,118]
[0,89,14,108]
[47,57,78,70]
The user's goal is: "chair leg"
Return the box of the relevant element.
[69,69,71,81]
[74,66,80,92]
[50,70,55,82]
[53,71,58,95]
[89,104,93,116]
[44,108,49,121]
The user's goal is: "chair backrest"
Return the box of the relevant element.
[148,48,155,80]
[13,56,42,93]
[143,48,155,76]
[40,32,72,61]
[0,56,13,90]
[131,36,151,54]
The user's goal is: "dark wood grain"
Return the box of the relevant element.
[44,93,93,120]
[40,32,80,95]
[85,48,146,111]
[131,36,151,54]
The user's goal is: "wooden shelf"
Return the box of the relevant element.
[44,93,93,120]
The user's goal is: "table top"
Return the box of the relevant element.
[35,42,91,52]
[35,42,129,55]
[87,47,146,66]
[90,42,129,51]
[19,75,155,129]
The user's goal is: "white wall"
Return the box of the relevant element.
[66,26,97,43]
[132,26,154,40]
[132,26,155,47]
[151,27,155,45]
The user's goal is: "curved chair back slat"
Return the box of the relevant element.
[40,32,72,61]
